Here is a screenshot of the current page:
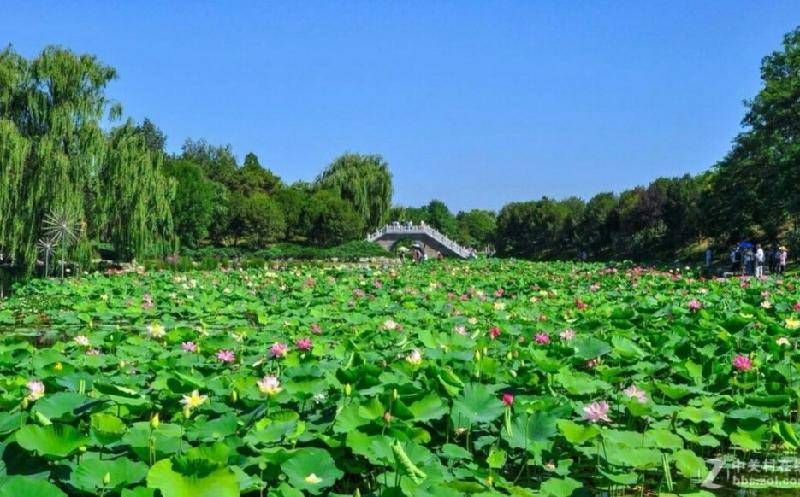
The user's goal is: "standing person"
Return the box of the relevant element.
[730,246,739,273]
[755,244,765,278]
[778,246,788,275]
[705,248,713,271]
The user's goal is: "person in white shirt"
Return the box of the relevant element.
[755,244,765,278]
[778,246,788,275]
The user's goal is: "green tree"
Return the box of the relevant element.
[98,122,175,260]
[235,152,282,196]
[303,189,363,247]
[274,183,311,241]
[180,138,238,188]
[425,199,458,238]
[165,159,216,248]
[316,153,392,232]
[244,192,286,247]
[135,118,167,153]
[0,46,173,271]
[579,192,617,257]
[705,27,800,247]
[456,209,496,248]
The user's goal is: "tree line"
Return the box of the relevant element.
[1,27,799,272]
[0,46,393,275]
[387,27,800,262]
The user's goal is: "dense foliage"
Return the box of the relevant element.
[1,260,800,496]
[396,27,800,261]
[3,26,800,274]
[0,46,174,272]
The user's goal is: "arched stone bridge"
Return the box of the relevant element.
[367,224,475,259]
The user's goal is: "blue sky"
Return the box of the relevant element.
[3,2,798,211]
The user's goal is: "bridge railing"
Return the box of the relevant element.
[367,224,475,259]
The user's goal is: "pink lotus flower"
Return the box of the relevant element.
[26,380,45,401]
[74,335,90,347]
[216,349,235,363]
[574,299,587,310]
[535,332,550,345]
[489,327,501,339]
[310,323,322,334]
[586,358,600,368]
[495,288,505,297]
[454,325,467,336]
[374,280,382,289]
[353,288,365,298]
[295,337,313,351]
[582,401,611,423]
[794,302,800,312]
[732,354,752,372]
[622,385,647,404]
[270,342,288,358]
[502,393,514,406]
[257,375,281,396]
[688,299,701,312]
[86,348,101,356]
[559,329,576,341]
[181,341,197,352]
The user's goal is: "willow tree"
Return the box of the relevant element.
[98,122,175,260]
[315,153,393,233]
[0,46,174,272]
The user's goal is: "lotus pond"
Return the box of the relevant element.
[1,260,799,497]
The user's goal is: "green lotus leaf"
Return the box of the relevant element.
[673,449,708,479]
[0,476,67,497]
[540,477,582,497]
[281,448,343,494]
[15,424,88,458]
[146,459,239,497]
[451,383,504,428]
[70,457,148,491]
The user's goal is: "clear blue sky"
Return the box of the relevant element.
[3,2,798,211]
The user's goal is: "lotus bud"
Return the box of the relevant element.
[506,352,513,361]
[231,389,238,403]
[150,413,160,429]
[54,362,63,372]
[102,472,111,486]
[392,388,398,401]
[344,383,352,396]
[475,350,481,361]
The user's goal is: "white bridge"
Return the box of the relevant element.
[367,224,474,259]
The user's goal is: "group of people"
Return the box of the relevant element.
[726,243,788,277]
